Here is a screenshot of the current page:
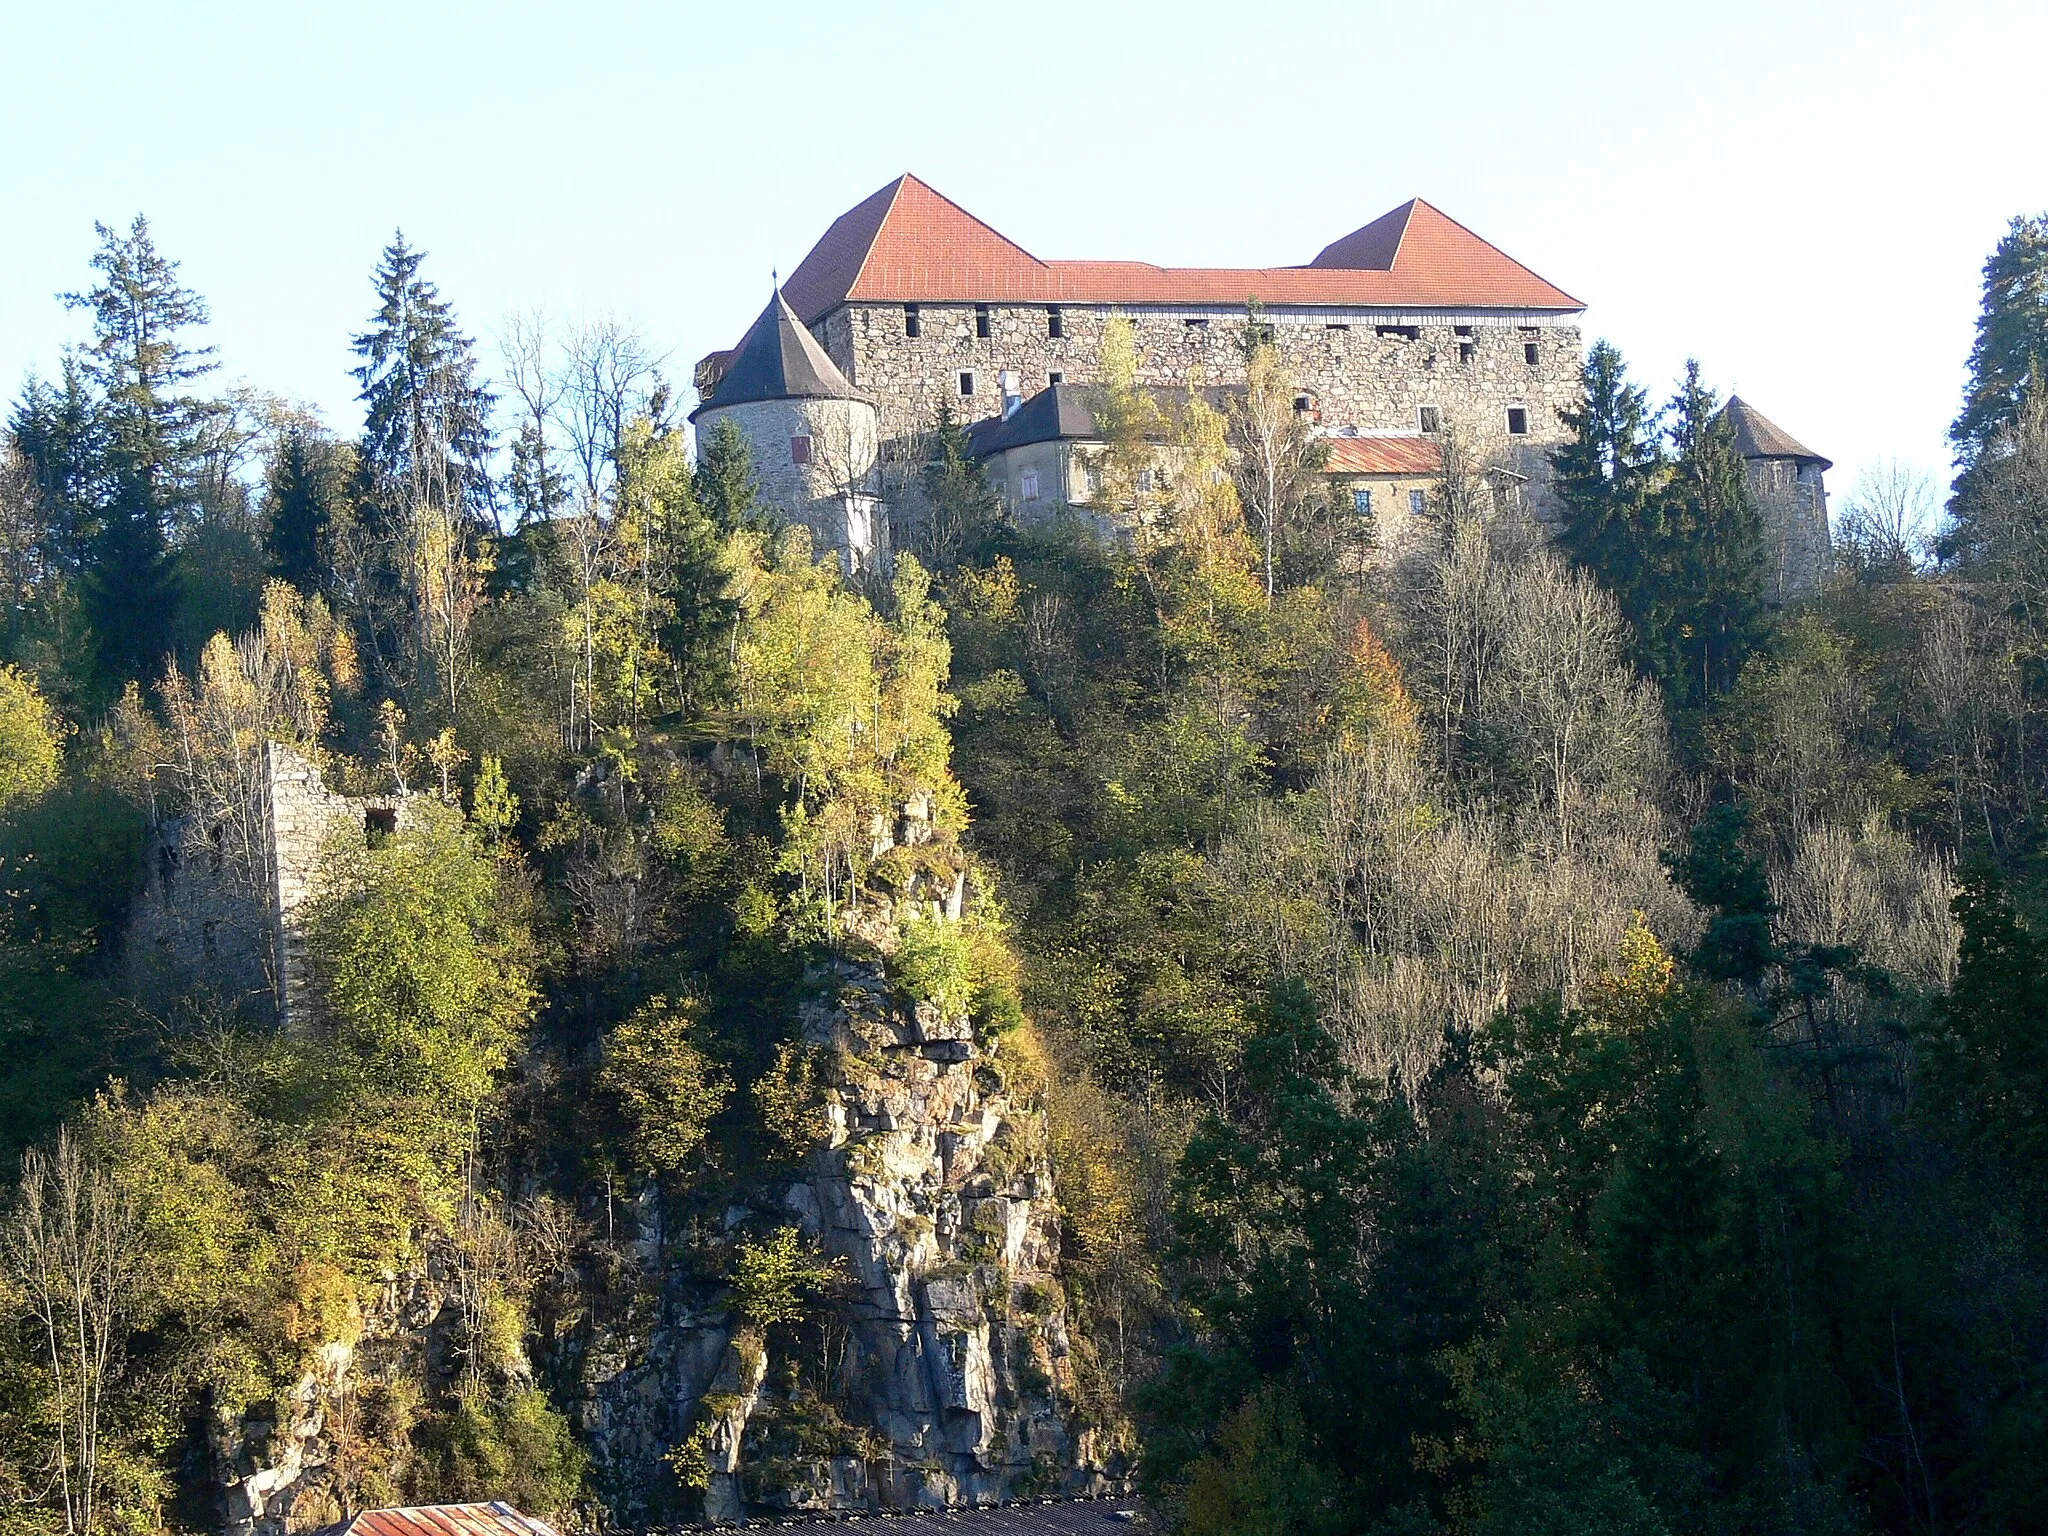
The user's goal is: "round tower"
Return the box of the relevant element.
[1722,396,1832,602]
[691,288,886,572]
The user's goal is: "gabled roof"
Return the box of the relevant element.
[1322,435,1444,476]
[777,175,1581,320]
[691,288,865,419]
[1721,397,1831,470]
[319,1503,560,1536]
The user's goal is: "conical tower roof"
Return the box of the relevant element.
[1721,396,1831,470]
[691,289,865,419]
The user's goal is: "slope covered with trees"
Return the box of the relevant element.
[1,216,2047,1536]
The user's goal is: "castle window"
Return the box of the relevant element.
[365,807,397,842]
[1459,342,1476,364]
[790,435,812,465]
[958,370,976,397]
[1294,394,1313,413]
[1353,487,1373,514]
[1327,322,1350,332]
[1185,317,1210,329]
[1020,467,1040,502]
[905,304,921,338]
[1047,307,1064,338]
[1048,370,1064,385]
[1454,325,1474,338]
[1409,489,1427,515]
[1524,342,1540,366]
[1506,407,1529,435]
[1418,406,1442,435]
[976,304,991,339]
[1248,322,1275,345]
[1377,324,1419,341]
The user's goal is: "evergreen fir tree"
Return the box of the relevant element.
[9,357,107,575]
[262,424,354,590]
[918,401,1003,568]
[1550,340,1669,672]
[62,217,218,689]
[1660,363,1767,706]
[351,232,495,526]
[1952,213,2048,466]
[692,418,767,535]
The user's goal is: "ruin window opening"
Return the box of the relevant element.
[1459,342,1476,364]
[1248,322,1276,345]
[1418,405,1442,434]
[1326,322,1350,331]
[904,304,921,338]
[1047,307,1064,338]
[790,435,812,465]
[1185,317,1210,329]
[958,371,976,397]
[1377,324,1419,341]
[1524,342,1540,366]
[975,304,991,338]
[1454,324,1474,337]
[1047,370,1064,385]
[365,807,398,843]
[1506,408,1529,435]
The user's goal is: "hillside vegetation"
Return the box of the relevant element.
[4,213,2048,1536]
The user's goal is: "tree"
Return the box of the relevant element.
[1550,341,1668,657]
[351,234,496,710]
[0,665,61,812]
[262,422,356,591]
[65,218,219,691]
[596,996,731,1177]
[916,402,1003,569]
[1952,214,2048,466]
[4,1128,143,1536]
[1657,362,1766,707]
[693,418,766,535]
[1228,329,1324,598]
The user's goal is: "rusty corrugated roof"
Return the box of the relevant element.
[331,1502,562,1536]
[775,176,1582,323]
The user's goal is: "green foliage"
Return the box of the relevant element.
[1952,212,2048,463]
[694,418,767,535]
[409,1389,587,1516]
[0,667,60,812]
[890,910,974,1016]
[730,1226,841,1327]
[597,995,732,1176]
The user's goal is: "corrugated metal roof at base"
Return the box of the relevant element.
[625,1493,1152,1536]
[331,1501,564,1536]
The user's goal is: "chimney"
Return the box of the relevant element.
[999,369,1022,420]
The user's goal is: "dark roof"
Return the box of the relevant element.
[319,1503,560,1536]
[965,383,1234,456]
[775,175,1582,321]
[634,1494,1152,1536]
[692,290,865,419]
[1721,397,1831,470]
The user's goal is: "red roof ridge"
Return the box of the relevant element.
[837,175,911,310]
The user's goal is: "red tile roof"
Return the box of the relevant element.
[1322,436,1444,476]
[327,1504,561,1536]
[778,176,1581,322]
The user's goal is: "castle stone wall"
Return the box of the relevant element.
[696,394,888,571]
[1747,458,1831,601]
[818,301,1582,502]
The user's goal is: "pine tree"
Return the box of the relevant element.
[917,402,1003,568]
[9,359,107,575]
[1952,213,2048,465]
[692,418,766,535]
[62,217,218,690]
[1550,341,1669,670]
[262,424,355,591]
[1659,363,1767,707]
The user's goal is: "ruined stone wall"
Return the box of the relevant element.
[817,301,1583,503]
[1747,457,1832,602]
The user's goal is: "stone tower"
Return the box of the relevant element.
[1723,396,1832,601]
[690,288,886,573]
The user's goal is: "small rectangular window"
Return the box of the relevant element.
[1020,467,1040,502]
[958,371,976,397]
[1458,342,1476,364]
[904,304,921,338]
[976,304,991,339]
[1409,489,1427,515]
[1185,317,1210,329]
[1377,324,1419,341]
[789,435,812,465]
[1506,407,1529,435]
[1352,487,1372,514]
[1454,324,1474,338]
[1418,406,1441,434]
[1248,322,1275,345]
[1326,322,1351,332]
[1048,370,1064,385]
[1523,342,1540,366]
[1047,307,1064,338]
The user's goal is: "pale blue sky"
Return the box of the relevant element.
[3,0,2043,516]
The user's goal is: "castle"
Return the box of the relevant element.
[693,173,1831,583]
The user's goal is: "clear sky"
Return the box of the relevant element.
[3,0,2043,517]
